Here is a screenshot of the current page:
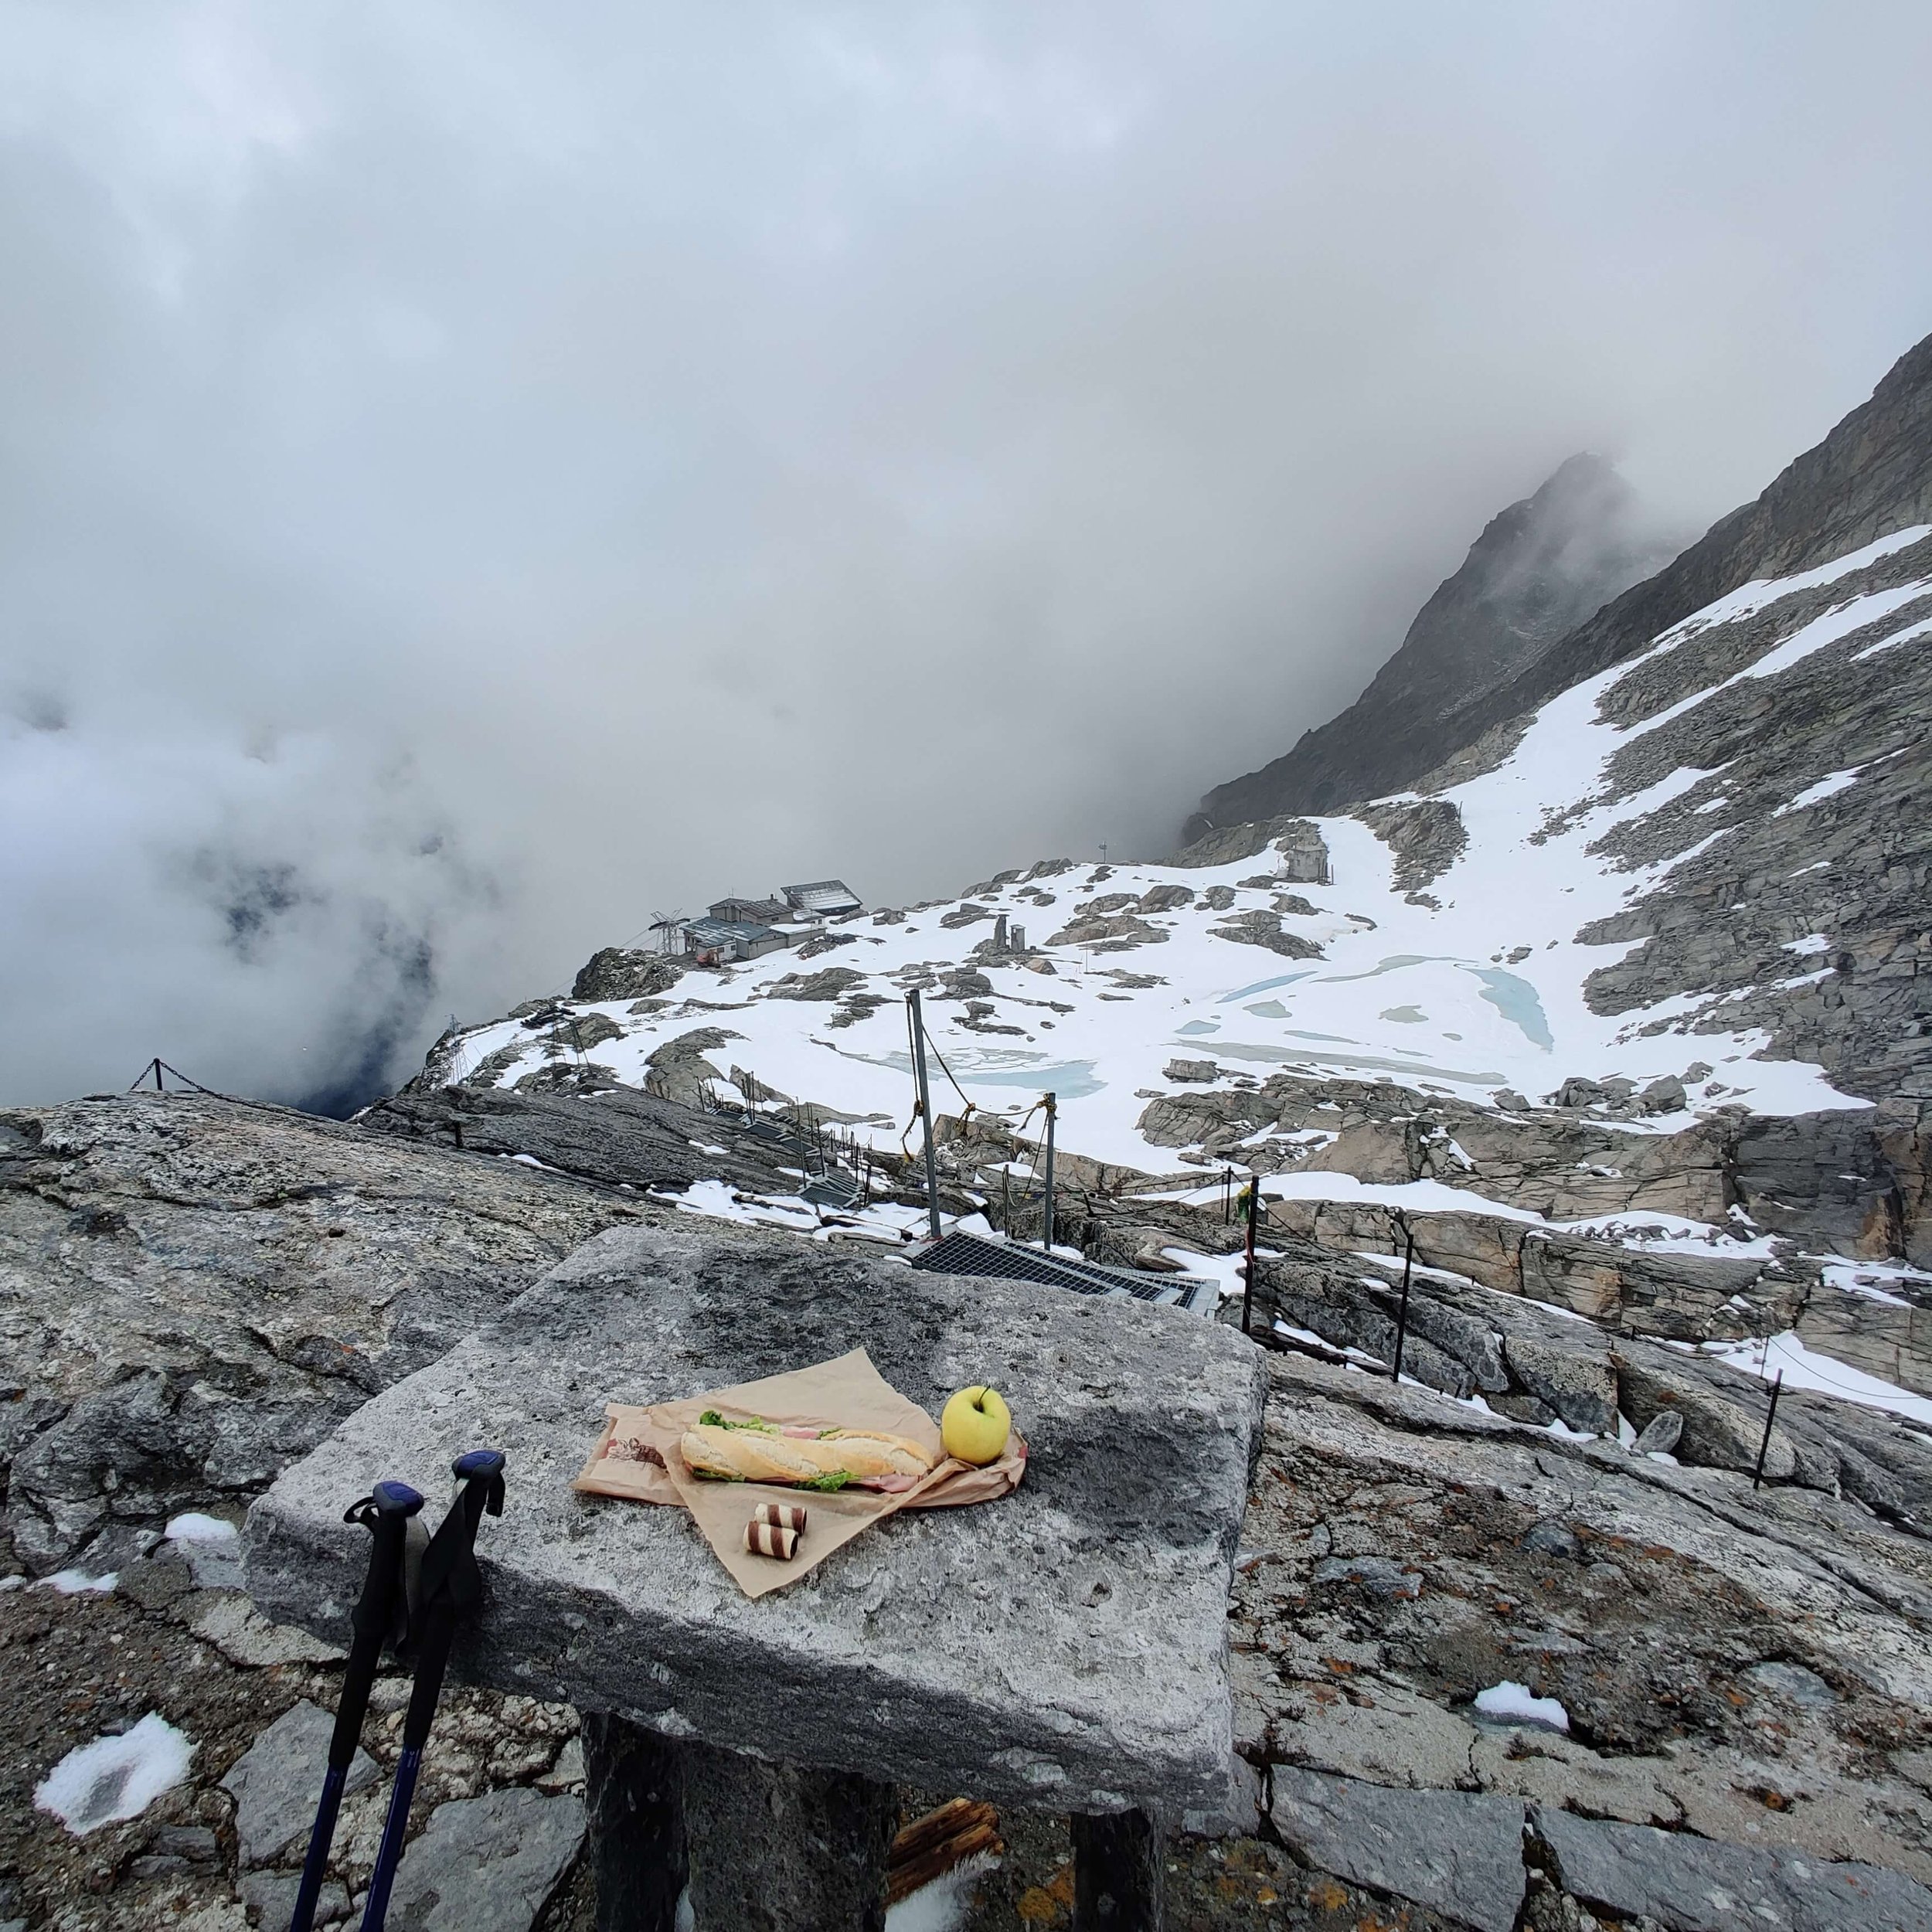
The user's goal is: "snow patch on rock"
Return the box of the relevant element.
[36,1713,194,1835]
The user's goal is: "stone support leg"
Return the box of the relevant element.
[1072,1808,1166,1931]
[680,1741,896,1931]
[581,1712,689,1932]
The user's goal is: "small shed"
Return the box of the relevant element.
[781,879,863,919]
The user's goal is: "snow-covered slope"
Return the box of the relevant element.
[443,525,1931,1195]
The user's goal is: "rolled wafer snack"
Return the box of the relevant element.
[743,1519,800,1560]
[753,1501,808,1534]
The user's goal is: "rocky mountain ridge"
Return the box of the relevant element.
[1480,329,1932,731]
[1190,452,1684,831]
[1199,332,1932,832]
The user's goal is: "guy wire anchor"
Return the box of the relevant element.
[358,1449,508,1932]
[288,1480,424,1932]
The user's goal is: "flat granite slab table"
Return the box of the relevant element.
[243,1223,1269,1930]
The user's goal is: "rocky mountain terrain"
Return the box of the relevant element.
[11,329,1932,1929]
[5,1092,1932,1929]
[0,1087,823,1573]
[396,331,1932,1392]
[1461,331,1932,738]
[406,527,1932,1423]
[1189,453,1682,831]
[1195,332,1932,834]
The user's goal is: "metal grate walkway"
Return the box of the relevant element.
[909,1230,1218,1314]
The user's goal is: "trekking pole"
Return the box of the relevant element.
[357,1451,506,1932]
[289,1481,424,1932]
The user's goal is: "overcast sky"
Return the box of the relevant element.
[5,2,1931,1111]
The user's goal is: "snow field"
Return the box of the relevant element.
[36,1569,117,1594]
[163,1512,237,1545]
[453,532,1925,1180]
[1689,1330,1932,1429]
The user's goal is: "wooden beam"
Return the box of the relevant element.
[886,1798,1003,1906]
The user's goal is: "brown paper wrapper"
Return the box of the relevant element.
[570,1347,1026,1598]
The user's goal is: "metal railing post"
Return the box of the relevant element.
[907,991,943,1243]
[1390,1218,1415,1384]
[1042,1093,1058,1253]
[1241,1176,1260,1338]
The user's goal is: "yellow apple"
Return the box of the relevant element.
[941,1386,1012,1466]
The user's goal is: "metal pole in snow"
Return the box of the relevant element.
[908,990,942,1243]
[1753,1369,1785,1490]
[154,1058,165,1092]
[1042,1093,1058,1253]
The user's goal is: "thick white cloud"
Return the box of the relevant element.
[4,1,1931,1106]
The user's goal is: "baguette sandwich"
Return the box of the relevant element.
[679,1413,937,1492]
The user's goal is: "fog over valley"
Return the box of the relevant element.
[5,2,1932,1110]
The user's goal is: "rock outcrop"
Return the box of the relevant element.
[1355,798,1468,899]
[0,1090,805,1573]
[764,965,867,1001]
[1207,909,1323,958]
[1131,1070,1904,1248]
[570,947,685,1002]
[1045,913,1168,951]
[1230,1347,1932,1929]
[1172,815,1331,878]
[1549,525,1932,1116]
